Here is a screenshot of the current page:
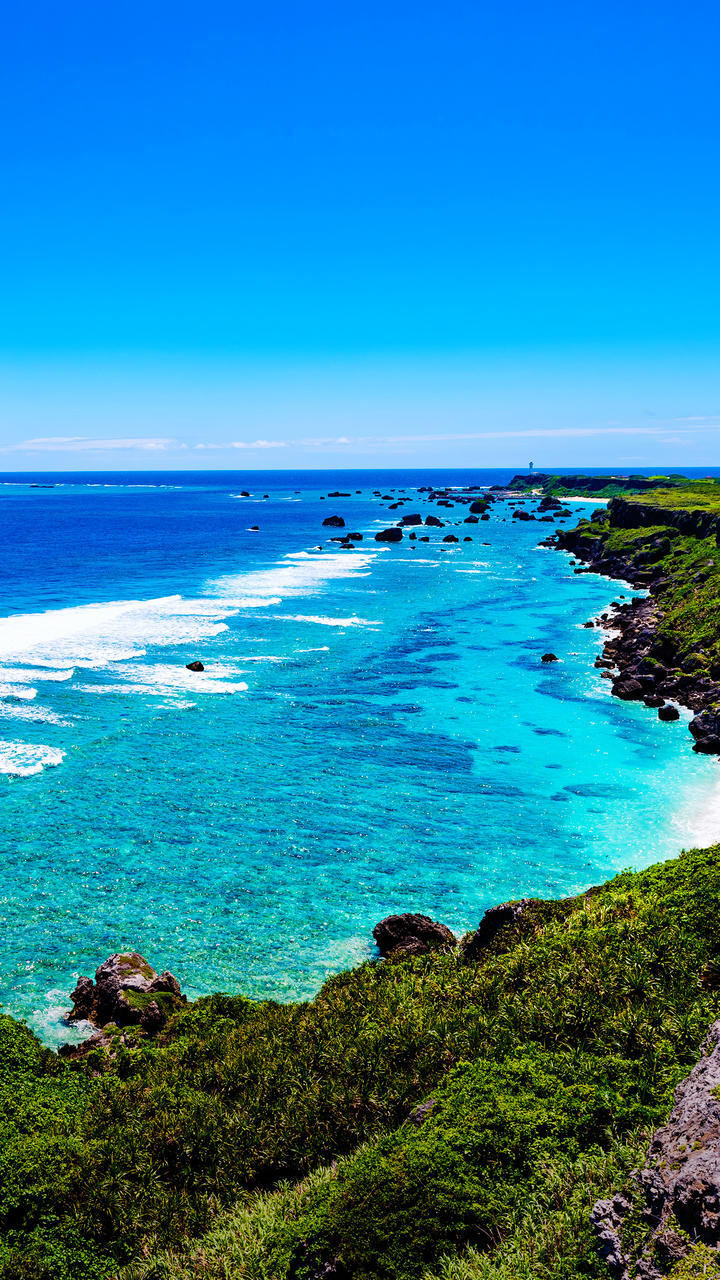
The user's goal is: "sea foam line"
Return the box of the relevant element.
[208,550,376,601]
[0,740,66,777]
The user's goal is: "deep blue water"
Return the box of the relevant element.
[0,467,718,1047]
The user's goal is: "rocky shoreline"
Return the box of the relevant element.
[542,499,720,756]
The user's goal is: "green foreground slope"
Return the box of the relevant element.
[3,845,720,1280]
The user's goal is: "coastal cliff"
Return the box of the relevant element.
[542,479,720,753]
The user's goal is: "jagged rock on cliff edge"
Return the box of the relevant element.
[372,913,456,958]
[592,1019,720,1278]
[460,899,533,961]
[69,952,184,1029]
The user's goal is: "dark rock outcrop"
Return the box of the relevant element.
[375,527,403,543]
[425,515,444,527]
[322,515,345,528]
[372,913,456,958]
[460,900,532,962]
[541,653,558,663]
[185,660,204,672]
[592,1020,720,1278]
[399,513,423,526]
[69,953,183,1029]
[659,704,680,721]
[612,678,645,701]
[689,708,720,755]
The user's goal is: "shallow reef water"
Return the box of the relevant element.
[0,467,717,1046]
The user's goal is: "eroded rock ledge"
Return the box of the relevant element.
[592,1020,720,1278]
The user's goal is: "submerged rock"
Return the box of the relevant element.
[372,913,456,958]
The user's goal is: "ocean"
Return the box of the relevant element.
[0,467,718,1047]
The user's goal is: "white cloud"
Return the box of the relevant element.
[196,439,288,450]
[0,436,178,453]
[193,421,718,455]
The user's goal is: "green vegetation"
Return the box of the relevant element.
[624,480,720,513]
[3,844,720,1278]
[508,472,699,499]
[565,499,720,673]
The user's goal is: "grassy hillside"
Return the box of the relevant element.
[508,472,701,498]
[3,845,720,1279]
[624,480,720,512]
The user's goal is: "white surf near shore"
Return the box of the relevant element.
[208,549,376,601]
[0,595,257,772]
[0,740,65,776]
[0,547,381,773]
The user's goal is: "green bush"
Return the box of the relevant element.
[269,1051,660,1280]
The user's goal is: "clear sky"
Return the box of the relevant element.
[1,0,718,469]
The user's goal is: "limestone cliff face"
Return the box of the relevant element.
[608,497,720,543]
[593,1021,720,1278]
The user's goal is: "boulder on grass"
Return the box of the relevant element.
[373,913,456,959]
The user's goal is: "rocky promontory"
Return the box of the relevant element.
[62,951,185,1055]
[541,482,720,755]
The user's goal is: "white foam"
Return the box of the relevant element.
[0,666,74,683]
[278,614,381,628]
[80,661,249,696]
[0,702,73,726]
[0,596,240,672]
[208,551,376,602]
[27,989,93,1050]
[0,683,37,700]
[0,740,66,776]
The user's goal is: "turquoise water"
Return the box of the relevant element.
[0,469,717,1047]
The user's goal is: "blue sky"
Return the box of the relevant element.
[1,0,718,469]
